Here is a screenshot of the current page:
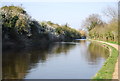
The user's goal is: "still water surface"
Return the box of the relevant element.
[3,40,109,79]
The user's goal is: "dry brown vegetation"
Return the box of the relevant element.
[82,6,119,44]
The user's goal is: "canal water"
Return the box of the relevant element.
[3,40,110,79]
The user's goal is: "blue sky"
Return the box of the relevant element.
[1,2,117,29]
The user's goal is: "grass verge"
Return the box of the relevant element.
[107,41,120,45]
[87,39,120,45]
[92,44,119,79]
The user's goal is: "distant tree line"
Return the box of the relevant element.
[82,6,119,44]
[1,6,81,48]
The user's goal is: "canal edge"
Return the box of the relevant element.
[88,39,119,80]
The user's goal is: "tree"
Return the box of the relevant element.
[79,29,86,37]
[64,23,69,27]
[81,14,103,31]
[103,6,118,21]
[47,21,53,25]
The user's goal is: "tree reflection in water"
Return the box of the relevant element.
[2,41,110,79]
[2,43,76,79]
[87,42,109,65]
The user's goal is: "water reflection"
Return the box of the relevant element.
[86,42,109,65]
[3,43,75,79]
[2,40,110,79]
[88,42,109,62]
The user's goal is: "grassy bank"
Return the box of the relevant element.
[92,43,118,79]
[107,41,120,45]
[88,39,120,45]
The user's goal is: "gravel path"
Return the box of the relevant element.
[93,40,119,80]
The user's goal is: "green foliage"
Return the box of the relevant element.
[2,5,81,45]
[55,27,63,34]
[1,5,31,34]
[42,21,81,40]
[47,21,53,25]
[86,7,118,44]
[88,21,118,43]
[1,6,26,14]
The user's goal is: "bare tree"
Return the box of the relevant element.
[103,6,118,21]
[81,14,103,31]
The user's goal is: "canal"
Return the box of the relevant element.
[3,40,110,79]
